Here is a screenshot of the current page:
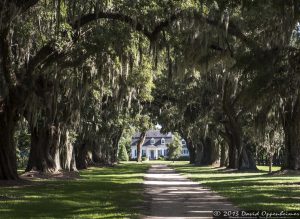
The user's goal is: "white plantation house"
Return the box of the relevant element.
[131,130,189,160]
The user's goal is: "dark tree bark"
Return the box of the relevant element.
[26,124,61,173]
[227,141,237,168]
[186,138,196,164]
[0,104,18,180]
[196,137,219,165]
[92,141,102,163]
[283,125,300,170]
[222,78,257,170]
[224,122,238,169]
[203,137,219,165]
[75,143,90,169]
[238,147,257,170]
[110,129,123,164]
[0,26,20,180]
[222,79,239,169]
[195,142,204,165]
[220,141,228,167]
[136,131,146,162]
[282,95,300,170]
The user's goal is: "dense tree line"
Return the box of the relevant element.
[0,0,300,180]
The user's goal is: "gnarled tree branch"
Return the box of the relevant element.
[71,11,182,41]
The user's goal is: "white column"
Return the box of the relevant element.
[155,149,158,159]
[146,148,149,158]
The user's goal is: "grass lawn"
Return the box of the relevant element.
[171,161,300,211]
[0,163,150,219]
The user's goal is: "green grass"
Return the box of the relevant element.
[257,165,281,172]
[0,163,150,219]
[171,162,300,211]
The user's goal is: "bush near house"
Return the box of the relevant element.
[175,156,190,161]
[142,156,149,161]
[118,144,129,161]
[158,156,166,161]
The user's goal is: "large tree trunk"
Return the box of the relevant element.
[223,118,242,169]
[281,95,300,170]
[220,141,228,167]
[110,129,123,164]
[200,137,219,165]
[0,28,22,180]
[195,141,204,165]
[136,131,146,162]
[75,143,89,169]
[0,105,18,180]
[26,124,61,173]
[222,79,240,169]
[269,154,273,173]
[92,142,102,163]
[222,78,256,170]
[194,137,219,166]
[227,142,237,168]
[60,129,77,171]
[186,138,196,164]
[283,122,300,170]
[238,147,257,170]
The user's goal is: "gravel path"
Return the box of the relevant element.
[143,164,237,219]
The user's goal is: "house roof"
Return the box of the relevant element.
[132,130,172,138]
[131,130,172,147]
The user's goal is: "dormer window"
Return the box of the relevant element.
[150,138,155,145]
[161,138,165,145]
[182,139,186,145]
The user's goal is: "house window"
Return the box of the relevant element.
[158,150,162,156]
[150,138,155,145]
[164,149,168,156]
[182,149,189,155]
[182,139,186,145]
[142,150,146,156]
[134,149,137,157]
[161,138,165,145]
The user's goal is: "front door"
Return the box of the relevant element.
[150,150,155,160]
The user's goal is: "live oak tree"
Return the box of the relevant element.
[0,0,187,179]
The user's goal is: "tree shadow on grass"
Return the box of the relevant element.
[172,164,300,211]
[0,164,150,218]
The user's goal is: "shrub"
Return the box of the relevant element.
[158,156,165,161]
[166,156,189,161]
[167,132,182,161]
[176,156,190,161]
[142,157,149,161]
[118,144,129,161]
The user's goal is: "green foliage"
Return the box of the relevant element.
[118,126,136,155]
[158,156,166,161]
[134,114,153,135]
[3,0,300,176]
[176,156,190,161]
[167,132,182,161]
[118,144,129,161]
[142,157,149,161]
[14,122,30,168]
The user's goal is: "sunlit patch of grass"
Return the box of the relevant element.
[257,165,281,172]
[0,163,150,218]
[171,162,300,210]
